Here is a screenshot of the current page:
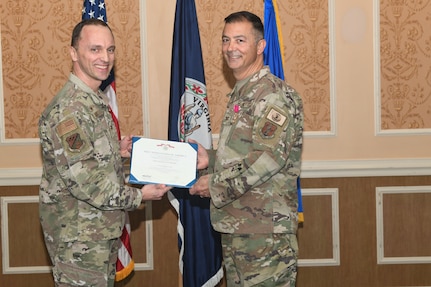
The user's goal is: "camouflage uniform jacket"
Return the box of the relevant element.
[208,66,303,235]
[38,73,142,243]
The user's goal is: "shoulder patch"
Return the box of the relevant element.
[261,121,277,137]
[256,105,289,145]
[57,119,78,137]
[66,133,84,150]
[266,108,287,126]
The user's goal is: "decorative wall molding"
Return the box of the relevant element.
[0,30,27,145]
[1,195,154,275]
[298,188,340,267]
[0,29,4,144]
[304,0,337,138]
[373,0,431,135]
[135,200,154,271]
[0,168,43,186]
[134,0,154,271]
[301,158,431,178]
[376,186,431,265]
[140,0,150,138]
[1,196,50,274]
[0,0,150,144]
[1,158,430,186]
[326,0,337,137]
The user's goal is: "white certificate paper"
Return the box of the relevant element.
[129,137,198,188]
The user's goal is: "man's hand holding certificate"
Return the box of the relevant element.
[129,137,198,188]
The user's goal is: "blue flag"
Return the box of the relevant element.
[263,0,285,80]
[82,0,107,21]
[167,0,223,286]
[264,0,304,223]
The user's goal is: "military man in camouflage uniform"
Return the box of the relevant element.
[38,19,171,287]
[189,11,303,286]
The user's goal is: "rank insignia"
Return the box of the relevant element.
[66,133,84,150]
[266,108,287,126]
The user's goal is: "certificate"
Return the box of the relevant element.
[129,137,198,188]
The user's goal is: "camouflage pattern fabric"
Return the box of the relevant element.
[222,233,298,286]
[50,239,119,287]
[38,73,143,284]
[209,66,304,235]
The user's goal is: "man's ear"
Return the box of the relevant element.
[257,39,266,55]
[70,46,78,62]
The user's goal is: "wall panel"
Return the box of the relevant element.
[298,188,340,266]
[377,186,431,264]
[297,176,431,287]
[0,186,179,287]
[1,0,431,286]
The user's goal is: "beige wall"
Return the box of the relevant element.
[304,0,430,161]
[1,1,431,287]
[1,0,430,173]
[145,0,175,141]
[144,0,431,163]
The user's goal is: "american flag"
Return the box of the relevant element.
[82,0,134,281]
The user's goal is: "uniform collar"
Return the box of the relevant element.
[229,66,270,98]
[68,73,109,106]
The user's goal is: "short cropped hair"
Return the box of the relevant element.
[71,18,112,48]
[224,11,264,41]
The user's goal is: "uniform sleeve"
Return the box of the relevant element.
[207,149,217,172]
[209,91,302,208]
[52,110,142,211]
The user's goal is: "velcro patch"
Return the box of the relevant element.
[266,108,287,126]
[261,121,277,137]
[66,133,84,150]
[57,119,78,137]
[256,105,289,144]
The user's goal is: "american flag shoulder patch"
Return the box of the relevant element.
[57,119,78,137]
